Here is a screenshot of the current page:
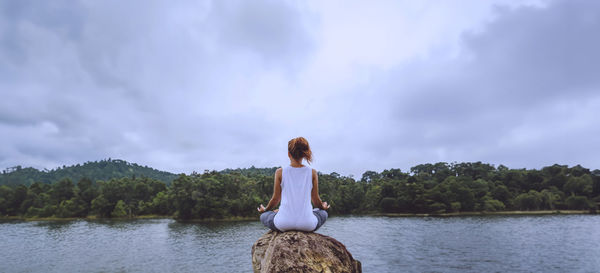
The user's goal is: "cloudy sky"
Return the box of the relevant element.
[1,0,599,177]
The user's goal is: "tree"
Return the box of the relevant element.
[446,177,475,211]
[9,185,28,215]
[568,165,590,177]
[91,194,112,217]
[170,175,197,219]
[56,198,86,218]
[483,198,505,212]
[541,164,568,189]
[151,191,171,215]
[361,185,381,212]
[565,196,592,210]
[111,200,128,217]
[76,177,97,215]
[540,189,561,210]
[361,171,381,183]
[491,185,511,204]
[40,204,56,217]
[381,168,407,180]
[563,175,593,196]
[0,185,13,215]
[514,191,543,210]
[380,197,397,213]
[51,178,75,204]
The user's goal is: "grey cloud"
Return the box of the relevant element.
[376,0,600,171]
[389,0,600,119]
[208,0,316,67]
[1,0,598,178]
[0,0,84,65]
[461,0,600,101]
[0,0,317,172]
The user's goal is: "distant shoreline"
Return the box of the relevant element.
[0,210,595,222]
[373,210,593,217]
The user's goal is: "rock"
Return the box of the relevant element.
[251,230,361,273]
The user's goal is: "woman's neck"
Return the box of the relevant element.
[289,159,304,168]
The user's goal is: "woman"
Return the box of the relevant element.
[257,137,330,232]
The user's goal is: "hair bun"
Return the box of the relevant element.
[288,137,313,164]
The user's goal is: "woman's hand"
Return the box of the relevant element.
[257,204,266,213]
[321,201,331,210]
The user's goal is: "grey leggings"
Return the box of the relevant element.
[260,208,328,232]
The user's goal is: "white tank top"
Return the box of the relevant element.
[274,165,318,231]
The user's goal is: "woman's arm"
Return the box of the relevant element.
[311,169,330,210]
[257,168,282,213]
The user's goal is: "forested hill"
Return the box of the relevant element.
[0,161,599,219]
[0,159,178,186]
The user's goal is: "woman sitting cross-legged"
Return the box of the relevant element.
[257,137,330,232]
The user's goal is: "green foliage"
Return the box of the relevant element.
[0,185,14,215]
[563,175,593,196]
[0,159,177,186]
[111,200,128,218]
[151,191,171,215]
[565,195,593,210]
[380,197,397,213]
[483,198,506,212]
[450,202,461,212]
[428,202,446,213]
[491,185,511,204]
[514,191,542,210]
[0,161,598,219]
[169,175,197,219]
[51,178,75,205]
[56,198,87,218]
[40,204,56,217]
[91,194,112,217]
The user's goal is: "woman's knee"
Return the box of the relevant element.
[260,212,268,222]
[260,211,273,222]
[316,209,328,220]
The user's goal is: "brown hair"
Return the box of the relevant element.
[288,137,313,164]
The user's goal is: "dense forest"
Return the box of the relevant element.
[0,159,178,186]
[0,160,599,219]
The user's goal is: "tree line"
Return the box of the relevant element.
[0,159,177,186]
[0,162,598,219]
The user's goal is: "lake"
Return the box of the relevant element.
[1,215,599,272]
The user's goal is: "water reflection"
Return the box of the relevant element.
[1,215,599,273]
[164,219,265,271]
[86,218,167,230]
[34,219,77,229]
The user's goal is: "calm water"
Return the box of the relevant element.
[1,215,599,273]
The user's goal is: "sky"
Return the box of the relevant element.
[1,0,599,178]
